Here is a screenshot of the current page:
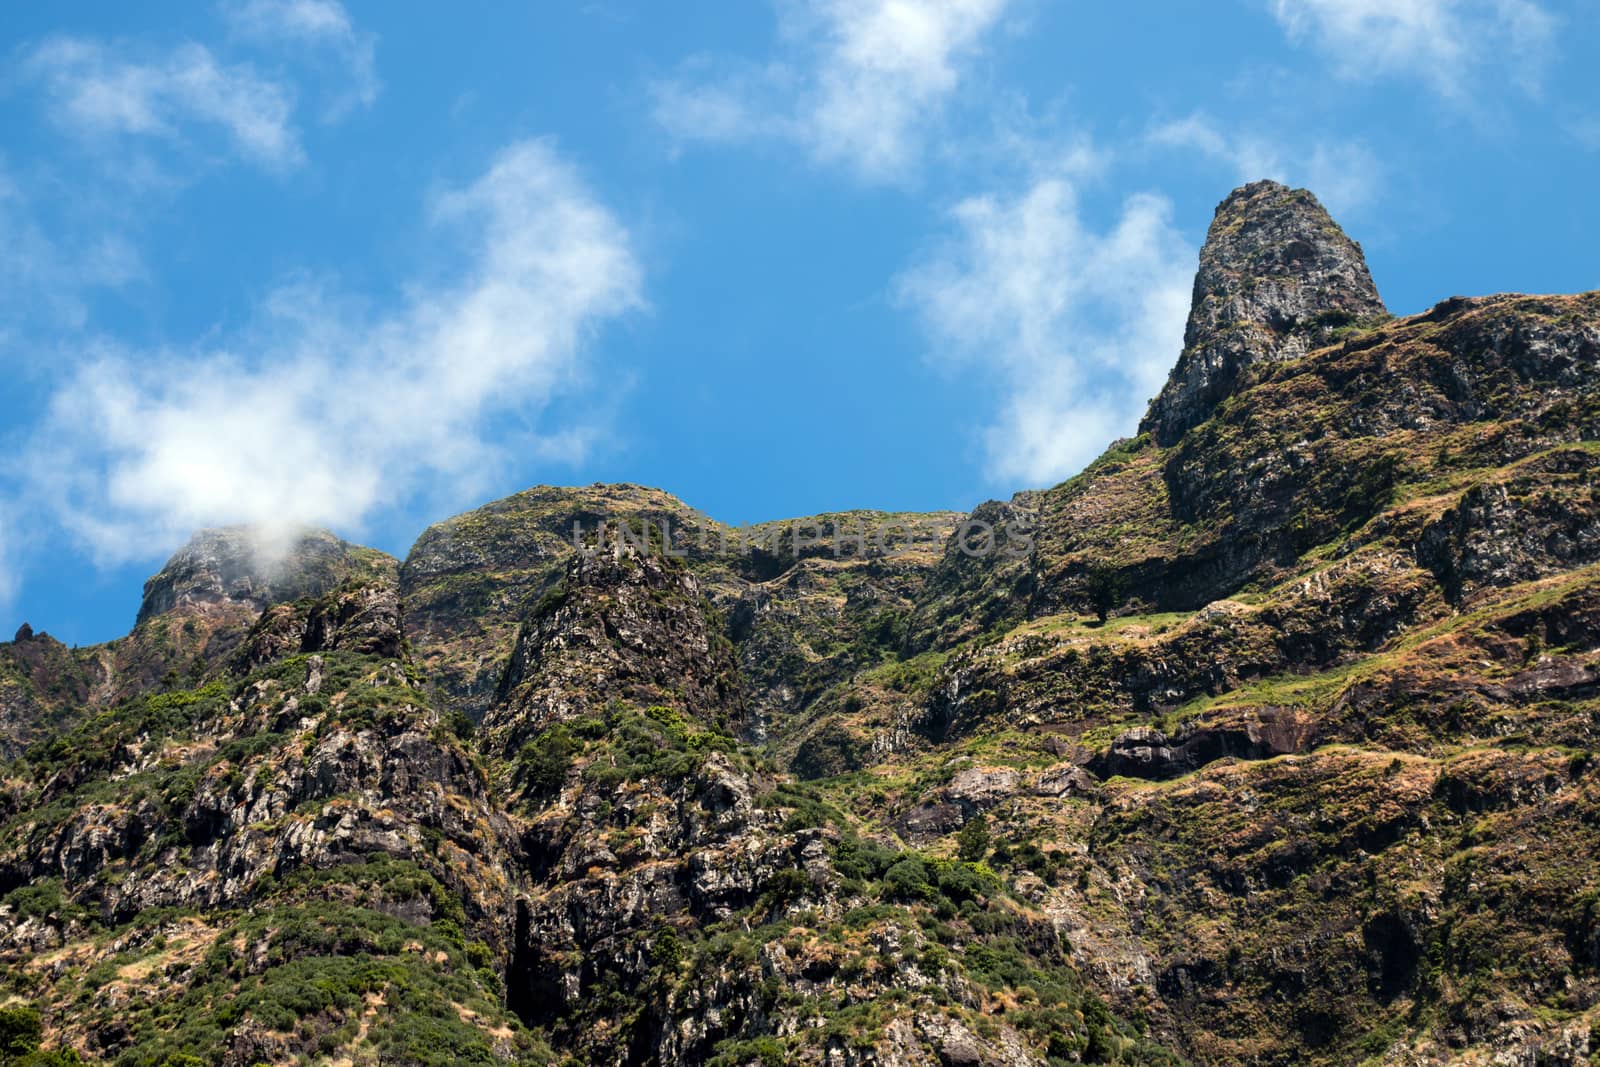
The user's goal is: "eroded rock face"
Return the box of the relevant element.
[481,544,746,761]
[1141,180,1388,446]
[232,576,405,672]
[1090,709,1316,781]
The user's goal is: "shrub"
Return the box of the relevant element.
[0,1004,42,1062]
[883,856,932,902]
[652,928,686,970]
[833,836,897,883]
[518,726,579,796]
[1085,563,1122,623]
[3,880,69,921]
[957,814,992,863]
[933,861,993,904]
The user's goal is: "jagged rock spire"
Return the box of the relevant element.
[1140,180,1387,446]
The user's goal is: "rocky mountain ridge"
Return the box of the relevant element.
[2,180,1599,1066]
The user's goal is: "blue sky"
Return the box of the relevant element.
[2,0,1597,645]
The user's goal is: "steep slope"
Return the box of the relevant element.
[400,485,737,724]
[488,544,1170,1066]
[401,484,959,745]
[871,192,1600,1062]
[0,565,534,1065]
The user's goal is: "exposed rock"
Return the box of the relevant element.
[1031,764,1098,797]
[946,767,1021,810]
[231,574,405,672]
[481,543,746,760]
[895,801,966,842]
[137,525,393,624]
[1142,180,1387,446]
[6,183,1600,1067]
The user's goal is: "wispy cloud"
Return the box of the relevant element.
[653,0,1013,182]
[1148,113,1383,216]
[22,140,641,566]
[0,507,14,609]
[1572,117,1600,150]
[222,0,379,117]
[895,168,1193,486]
[22,37,303,170]
[0,160,143,339]
[1266,0,1558,100]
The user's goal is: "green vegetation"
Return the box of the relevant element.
[956,813,992,863]
[0,1005,42,1063]
[1085,563,1122,623]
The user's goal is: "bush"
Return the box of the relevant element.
[652,928,686,970]
[518,726,579,796]
[1085,563,1122,623]
[833,836,897,883]
[933,861,993,903]
[883,856,932,902]
[3,881,69,921]
[761,869,811,908]
[957,814,992,863]
[0,1004,42,1062]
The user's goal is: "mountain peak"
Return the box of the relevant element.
[1140,180,1387,445]
[136,525,395,625]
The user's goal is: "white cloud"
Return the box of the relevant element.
[23,37,302,169]
[222,0,380,117]
[1267,0,1557,100]
[24,139,641,566]
[1148,113,1382,217]
[653,0,1012,182]
[895,172,1193,486]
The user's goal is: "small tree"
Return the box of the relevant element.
[957,814,992,863]
[518,725,579,796]
[0,1004,42,1064]
[1085,563,1122,623]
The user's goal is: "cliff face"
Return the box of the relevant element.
[3,182,1600,1066]
[1141,180,1389,446]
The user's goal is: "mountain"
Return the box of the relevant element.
[2,180,1599,1066]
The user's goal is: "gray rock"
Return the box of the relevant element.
[1141,180,1387,445]
[138,525,393,624]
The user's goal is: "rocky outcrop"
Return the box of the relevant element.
[1090,708,1316,780]
[0,628,96,758]
[481,544,746,761]
[399,484,741,723]
[1141,180,1387,446]
[231,575,405,672]
[399,485,955,737]
[1416,449,1600,604]
[137,526,393,624]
